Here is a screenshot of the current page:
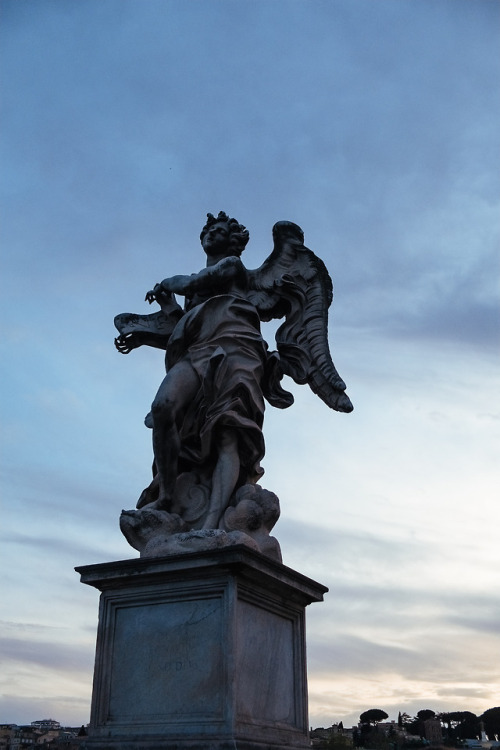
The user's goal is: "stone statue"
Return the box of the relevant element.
[115,212,352,561]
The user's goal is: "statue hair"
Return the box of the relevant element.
[200,211,250,256]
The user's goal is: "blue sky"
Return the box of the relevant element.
[1,0,499,729]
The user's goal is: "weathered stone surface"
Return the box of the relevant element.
[76,546,327,750]
[114,212,352,555]
[119,485,283,562]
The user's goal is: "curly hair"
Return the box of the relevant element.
[200,211,250,257]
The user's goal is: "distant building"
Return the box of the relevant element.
[1,725,87,750]
[310,724,355,747]
[422,719,443,744]
[35,730,61,745]
[0,725,20,750]
[377,721,399,735]
[30,723,60,732]
[18,726,39,748]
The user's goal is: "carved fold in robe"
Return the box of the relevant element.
[166,294,268,485]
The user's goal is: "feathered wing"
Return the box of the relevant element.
[247,221,353,413]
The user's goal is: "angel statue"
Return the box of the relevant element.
[115,212,352,562]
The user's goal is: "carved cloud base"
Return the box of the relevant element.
[76,546,327,750]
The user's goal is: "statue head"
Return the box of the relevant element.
[200,211,249,257]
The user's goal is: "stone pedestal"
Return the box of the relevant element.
[76,545,327,750]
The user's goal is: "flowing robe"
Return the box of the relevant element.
[166,294,268,485]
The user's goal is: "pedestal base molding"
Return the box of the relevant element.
[76,546,327,750]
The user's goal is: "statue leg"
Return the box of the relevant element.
[150,359,199,509]
[202,428,239,530]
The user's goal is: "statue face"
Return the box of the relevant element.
[202,221,231,255]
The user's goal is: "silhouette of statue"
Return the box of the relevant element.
[115,212,352,559]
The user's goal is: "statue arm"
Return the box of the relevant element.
[151,257,244,299]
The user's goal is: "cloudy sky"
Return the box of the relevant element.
[1,0,499,730]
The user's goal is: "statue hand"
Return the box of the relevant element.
[145,283,163,304]
[114,333,138,354]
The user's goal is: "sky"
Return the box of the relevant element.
[1,0,499,731]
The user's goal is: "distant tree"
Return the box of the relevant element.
[437,712,453,740]
[449,712,478,740]
[409,710,437,738]
[328,733,353,750]
[358,710,390,750]
[417,710,436,722]
[361,728,391,750]
[480,708,500,738]
[407,719,421,737]
[398,713,412,728]
[459,712,479,740]
[360,710,389,726]
[437,711,478,741]
[388,722,405,749]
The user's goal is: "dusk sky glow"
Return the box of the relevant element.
[1,0,499,729]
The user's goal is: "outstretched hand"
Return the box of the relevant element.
[114,333,138,354]
[145,283,164,304]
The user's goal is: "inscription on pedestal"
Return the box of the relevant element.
[103,593,225,724]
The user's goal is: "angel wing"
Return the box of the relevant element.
[247,221,353,413]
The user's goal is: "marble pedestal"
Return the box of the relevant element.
[76,546,327,750]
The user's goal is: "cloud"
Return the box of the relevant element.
[0,637,93,674]
[1,531,118,563]
[446,612,500,637]
[0,621,66,637]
